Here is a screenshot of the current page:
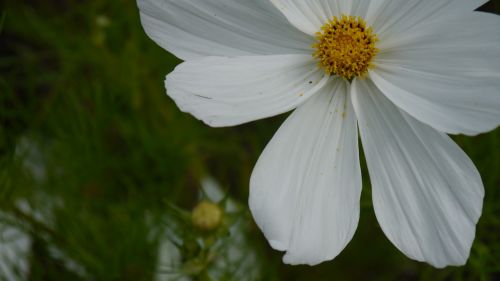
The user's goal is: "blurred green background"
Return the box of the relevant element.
[1,1,499,280]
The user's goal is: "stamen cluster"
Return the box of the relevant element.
[313,15,378,80]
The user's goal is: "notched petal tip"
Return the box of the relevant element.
[164,55,327,127]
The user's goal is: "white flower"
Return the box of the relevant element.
[138,0,500,268]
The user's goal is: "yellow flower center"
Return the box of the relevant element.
[313,15,378,80]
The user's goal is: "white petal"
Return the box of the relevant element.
[369,69,500,136]
[371,12,500,135]
[269,0,374,35]
[369,0,488,42]
[352,78,484,268]
[166,55,328,127]
[137,0,311,60]
[249,78,361,266]
[269,0,487,37]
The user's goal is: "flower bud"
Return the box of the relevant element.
[191,201,222,231]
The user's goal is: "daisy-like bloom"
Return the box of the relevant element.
[138,0,500,267]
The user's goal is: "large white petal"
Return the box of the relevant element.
[269,0,487,37]
[249,78,361,266]
[137,0,311,60]
[372,12,500,135]
[269,0,375,35]
[369,0,488,42]
[166,55,328,127]
[351,78,484,268]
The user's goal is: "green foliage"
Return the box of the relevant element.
[0,1,499,280]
